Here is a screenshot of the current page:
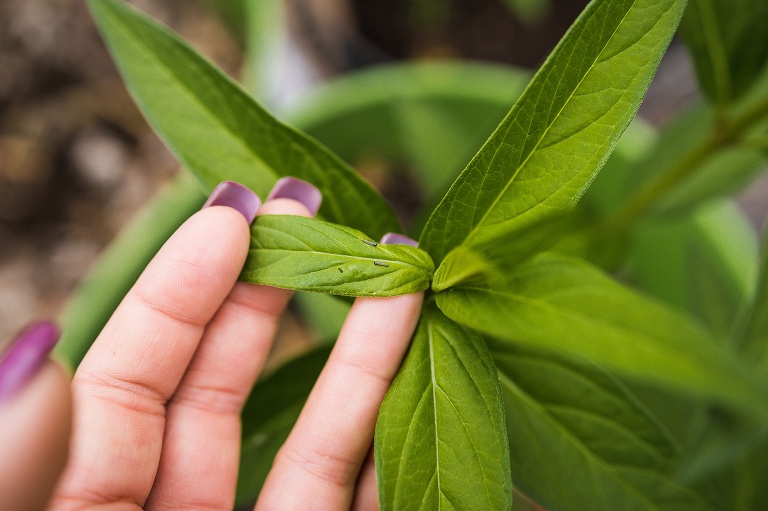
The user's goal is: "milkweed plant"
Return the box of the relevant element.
[56,0,768,509]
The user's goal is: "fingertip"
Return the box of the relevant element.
[0,361,71,511]
[203,181,262,224]
[258,197,314,218]
[267,177,322,216]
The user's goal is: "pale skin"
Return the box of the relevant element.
[0,194,423,511]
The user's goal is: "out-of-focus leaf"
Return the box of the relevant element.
[628,204,762,480]
[55,173,205,368]
[500,0,552,25]
[286,61,530,201]
[436,252,768,421]
[237,346,331,506]
[679,0,768,107]
[620,103,767,217]
[194,0,248,40]
[420,0,687,266]
[242,216,434,296]
[741,221,768,376]
[87,0,401,240]
[241,1,288,102]
[628,200,759,337]
[293,292,350,342]
[705,438,768,511]
[375,304,511,510]
[494,342,715,511]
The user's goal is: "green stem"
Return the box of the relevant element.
[603,96,768,234]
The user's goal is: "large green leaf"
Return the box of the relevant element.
[494,343,715,511]
[86,0,400,239]
[237,346,331,506]
[435,253,768,421]
[419,0,687,266]
[55,173,206,368]
[679,0,768,107]
[375,304,511,510]
[242,215,434,296]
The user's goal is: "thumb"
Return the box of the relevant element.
[0,322,72,511]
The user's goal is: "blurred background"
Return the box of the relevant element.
[1,0,766,343]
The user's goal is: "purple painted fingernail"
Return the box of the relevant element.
[267,177,323,216]
[380,233,419,247]
[0,321,60,403]
[203,181,262,224]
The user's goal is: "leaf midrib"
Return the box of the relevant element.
[460,0,639,251]
[427,318,444,510]
[249,247,430,274]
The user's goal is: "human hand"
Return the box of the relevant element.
[0,178,424,511]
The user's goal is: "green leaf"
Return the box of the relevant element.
[286,61,530,203]
[293,292,351,342]
[241,1,288,101]
[86,0,400,240]
[194,0,248,40]
[241,215,434,296]
[494,343,715,511]
[628,199,759,338]
[707,438,768,511]
[432,213,577,291]
[237,346,331,506]
[741,221,768,375]
[419,0,687,266]
[500,0,552,26]
[375,304,511,511]
[627,206,763,480]
[55,173,206,368]
[680,0,768,107]
[435,252,768,421]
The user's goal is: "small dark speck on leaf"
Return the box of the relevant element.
[374,260,389,267]
[338,268,344,273]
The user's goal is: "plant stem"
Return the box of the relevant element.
[602,95,768,234]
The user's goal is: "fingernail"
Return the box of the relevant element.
[380,233,419,247]
[203,181,262,224]
[267,177,323,216]
[0,321,60,403]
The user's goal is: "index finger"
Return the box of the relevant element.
[53,182,259,509]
